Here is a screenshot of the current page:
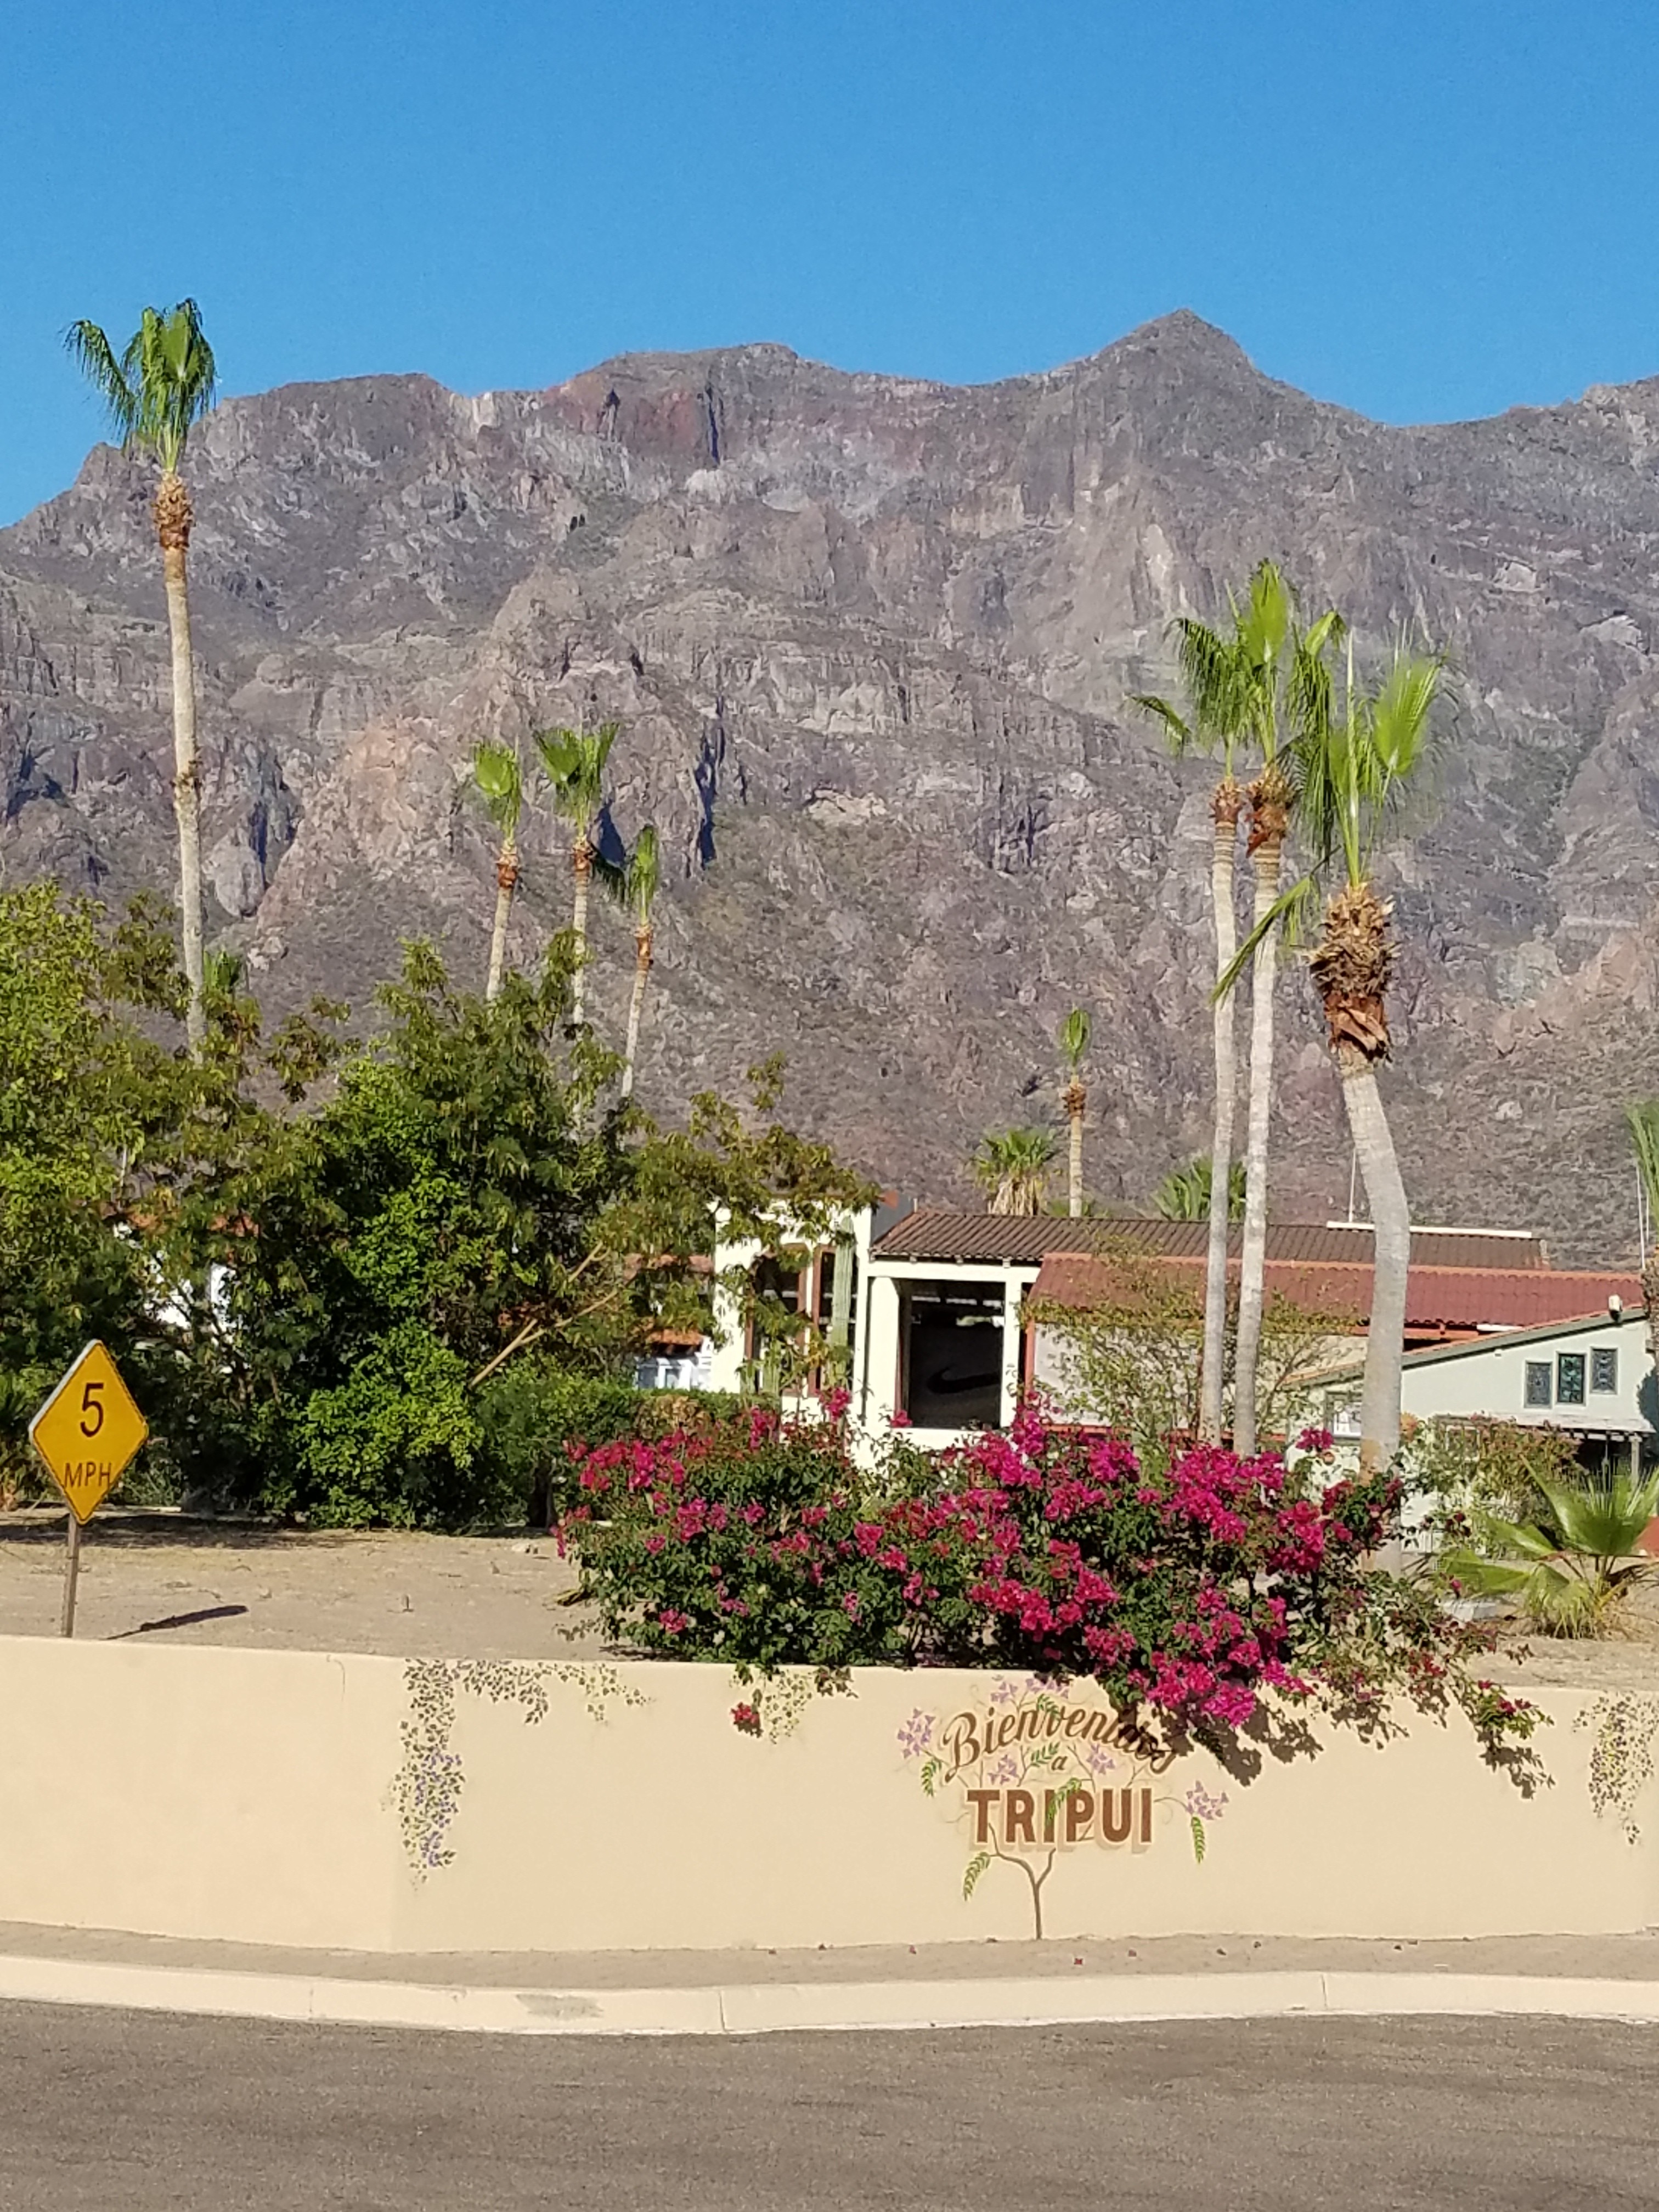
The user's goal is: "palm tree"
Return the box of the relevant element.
[971,1128,1057,1216]
[471,741,525,1002]
[1056,1008,1091,1218]
[533,721,619,1030]
[614,824,661,1100]
[1444,1465,1659,1635]
[66,301,218,1050]
[1136,562,1339,1451]
[1153,1156,1246,1222]
[1624,1103,1659,1370]
[1294,642,1441,1472]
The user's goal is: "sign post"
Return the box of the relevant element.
[29,1341,149,1638]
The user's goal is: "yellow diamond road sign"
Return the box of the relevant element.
[30,1341,149,1525]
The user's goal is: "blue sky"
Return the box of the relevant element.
[3,0,1656,524]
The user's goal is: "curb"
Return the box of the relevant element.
[3,1956,1659,2037]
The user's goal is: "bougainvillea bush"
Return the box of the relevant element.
[564,1404,1536,1754]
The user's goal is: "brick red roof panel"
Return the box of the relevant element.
[1029,1252,1641,1331]
[872,1209,1551,1272]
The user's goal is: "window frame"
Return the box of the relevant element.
[1523,1360,1553,1410]
[1591,1345,1618,1396]
[1555,1351,1587,1408]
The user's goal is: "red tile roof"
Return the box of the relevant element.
[1029,1252,1641,1339]
[872,1210,1551,1272]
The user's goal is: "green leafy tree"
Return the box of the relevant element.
[0,885,342,1500]
[1056,1009,1091,1219]
[534,720,620,1030]
[1032,1245,1342,1464]
[66,301,218,1051]
[470,740,526,1001]
[971,1127,1057,1216]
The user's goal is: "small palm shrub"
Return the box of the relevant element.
[1443,1466,1659,1635]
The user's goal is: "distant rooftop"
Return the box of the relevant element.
[1030,1250,1640,1344]
[870,1211,1553,1274]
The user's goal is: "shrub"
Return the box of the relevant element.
[1406,1417,1581,1538]
[479,1363,645,1523]
[567,1405,1536,1753]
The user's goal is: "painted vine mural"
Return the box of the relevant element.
[391,1658,646,1876]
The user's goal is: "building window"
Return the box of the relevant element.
[1556,1352,1587,1407]
[899,1278,1005,1429]
[746,1255,804,1391]
[1524,1362,1552,1409]
[1592,1346,1618,1395]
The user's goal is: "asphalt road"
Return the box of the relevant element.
[0,2004,1652,2209]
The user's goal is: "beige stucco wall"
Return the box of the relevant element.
[0,1634,1652,1954]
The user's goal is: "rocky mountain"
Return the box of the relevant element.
[4,312,1659,1264]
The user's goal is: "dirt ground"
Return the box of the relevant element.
[0,1508,1656,1684]
[0,1510,611,1659]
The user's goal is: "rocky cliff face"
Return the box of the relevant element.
[5,312,1659,1263]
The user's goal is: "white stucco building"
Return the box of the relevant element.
[1319,1302,1656,1476]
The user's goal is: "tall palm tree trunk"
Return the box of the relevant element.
[1232,776,1288,1458]
[570,835,593,1028]
[1312,881,1408,1473]
[1063,1082,1086,1218]
[1199,782,1242,1443]
[156,471,205,1051]
[621,923,653,1099]
[486,841,518,1002]
[1340,1051,1409,1472]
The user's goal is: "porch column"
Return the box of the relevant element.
[999,1275,1025,1430]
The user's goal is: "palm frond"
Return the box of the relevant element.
[1172,619,1246,744]
[624,822,661,926]
[1057,1006,1091,1075]
[1626,1100,1659,1221]
[68,302,216,470]
[64,320,138,441]
[1130,693,1195,754]
[1152,1155,1245,1221]
[1534,1467,1659,1559]
[1215,871,1322,998]
[470,740,523,836]
[1369,651,1442,783]
[1233,560,1292,675]
[534,720,622,832]
[971,1126,1058,1215]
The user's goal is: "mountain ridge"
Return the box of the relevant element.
[5,314,1659,1265]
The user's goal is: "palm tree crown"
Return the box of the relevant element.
[65,299,218,1053]
[471,740,524,844]
[611,823,662,1101]
[971,1128,1057,1216]
[619,822,661,932]
[534,720,620,1031]
[1622,1101,1659,1365]
[1153,1156,1246,1222]
[535,722,619,840]
[65,301,217,475]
